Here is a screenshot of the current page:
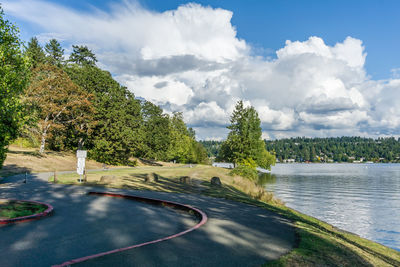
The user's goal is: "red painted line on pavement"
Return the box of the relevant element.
[0,200,54,225]
[53,192,208,267]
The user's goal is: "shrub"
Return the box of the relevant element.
[230,158,258,180]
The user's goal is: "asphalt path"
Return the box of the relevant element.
[0,171,295,267]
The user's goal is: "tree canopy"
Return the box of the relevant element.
[69,45,97,66]
[265,136,400,163]
[2,9,208,166]
[63,63,207,165]
[0,8,29,167]
[218,101,275,178]
[140,101,171,160]
[167,112,208,164]
[25,37,46,68]
[64,63,142,164]
[25,64,94,154]
[44,39,64,66]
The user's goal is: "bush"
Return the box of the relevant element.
[11,137,39,148]
[230,158,258,180]
[0,9,29,167]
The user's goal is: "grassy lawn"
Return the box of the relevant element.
[0,145,129,179]
[0,145,108,178]
[0,200,47,219]
[49,165,279,204]
[52,164,400,267]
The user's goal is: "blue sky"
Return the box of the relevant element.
[146,0,400,80]
[3,0,400,139]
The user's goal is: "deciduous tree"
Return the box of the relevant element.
[0,8,29,167]
[26,64,93,154]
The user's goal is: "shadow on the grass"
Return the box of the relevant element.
[0,165,32,180]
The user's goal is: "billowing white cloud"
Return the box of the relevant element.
[4,0,400,140]
[120,75,194,106]
[277,36,366,68]
[4,0,246,62]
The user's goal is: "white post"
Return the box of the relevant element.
[76,150,87,183]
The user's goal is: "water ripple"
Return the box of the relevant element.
[268,163,400,251]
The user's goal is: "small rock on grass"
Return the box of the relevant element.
[179,176,191,184]
[100,175,116,183]
[145,173,159,183]
[211,176,222,186]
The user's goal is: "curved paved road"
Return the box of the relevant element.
[0,172,295,267]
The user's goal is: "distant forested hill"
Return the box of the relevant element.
[266,137,400,163]
[199,140,222,158]
[202,137,400,163]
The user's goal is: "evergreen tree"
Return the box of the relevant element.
[218,100,275,170]
[64,64,142,164]
[140,101,171,161]
[69,45,97,66]
[168,112,193,163]
[90,86,142,164]
[166,113,208,164]
[44,39,64,66]
[264,136,400,163]
[199,140,222,158]
[0,8,29,167]
[25,37,46,68]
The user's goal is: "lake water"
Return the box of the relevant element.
[263,163,400,251]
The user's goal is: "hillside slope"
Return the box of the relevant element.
[0,145,108,177]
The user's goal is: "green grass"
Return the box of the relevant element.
[0,200,47,219]
[261,207,400,266]
[11,137,39,149]
[52,165,400,266]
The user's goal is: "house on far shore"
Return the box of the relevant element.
[283,159,295,163]
[212,162,235,169]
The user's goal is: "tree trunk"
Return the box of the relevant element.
[39,116,50,154]
[78,138,84,150]
[39,128,47,154]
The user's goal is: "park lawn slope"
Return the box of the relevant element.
[0,145,176,179]
[49,165,276,203]
[53,164,400,267]
[0,145,105,178]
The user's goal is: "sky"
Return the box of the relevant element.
[3,0,400,140]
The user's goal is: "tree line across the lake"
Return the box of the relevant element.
[0,8,208,166]
[201,136,400,163]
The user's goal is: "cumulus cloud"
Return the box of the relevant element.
[4,0,400,139]
[120,75,194,106]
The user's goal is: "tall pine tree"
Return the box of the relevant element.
[25,37,46,68]
[69,45,97,66]
[218,100,275,171]
[44,39,64,66]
